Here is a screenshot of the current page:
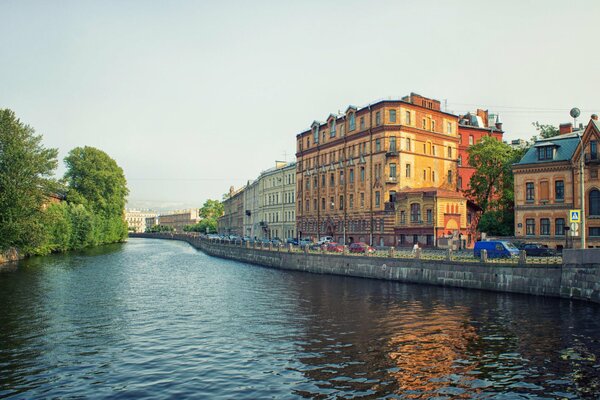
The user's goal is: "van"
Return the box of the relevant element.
[474,241,519,259]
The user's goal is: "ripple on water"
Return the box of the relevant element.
[0,238,600,399]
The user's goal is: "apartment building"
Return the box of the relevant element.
[295,93,461,246]
[158,208,201,232]
[258,161,296,240]
[125,209,158,233]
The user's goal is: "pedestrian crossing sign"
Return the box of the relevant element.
[569,209,581,223]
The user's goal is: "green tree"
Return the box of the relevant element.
[532,122,559,139]
[200,199,224,220]
[64,146,129,243]
[0,109,59,251]
[464,136,523,236]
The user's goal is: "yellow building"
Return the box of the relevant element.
[295,93,461,246]
[158,209,201,232]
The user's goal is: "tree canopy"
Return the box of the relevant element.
[0,109,59,251]
[532,122,559,140]
[464,136,524,236]
[185,199,223,233]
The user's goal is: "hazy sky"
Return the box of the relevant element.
[2,0,599,210]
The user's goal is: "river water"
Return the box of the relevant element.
[1,238,599,399]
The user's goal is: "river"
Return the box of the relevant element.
[1,238,599,399]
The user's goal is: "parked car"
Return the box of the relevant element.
[349,242,375,254]
[317,236,333,245]
[522,243,556,257]
[474,241,519,259]
[326,242,344,253]
[286,238,299,245]
[271,238,282,246]
[299,238,312,247]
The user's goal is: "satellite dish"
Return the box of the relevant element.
[570,108,581,118]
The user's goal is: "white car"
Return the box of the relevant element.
[317,236,333,245]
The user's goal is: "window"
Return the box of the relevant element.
[375,112,381,126]
[467,213,472,225]
[349,113,356,131]
[447,170,453,183]
[321,198,325,210]
[469,135,474,145]
[526,219,535,235]
[389,137,397,152]
[426,209,432,223]
[313,199,316,211]
[375,191,381,207]
[591,140,598,160]
[410,203,421,223]
[538,146,553,161]
[590,227,600,237]
[555,218,565,236]
[390,163,397,178]
[306,179,310,190]
[540,218,550,235]
[406,163,411,178]
[555,180,564,201]
[321,174,325,187]
[349,194,354,209]
[330,197,334,210]
[432,171,436,182]
[431,120,435,132]
[423,169,426,180]
[339,195,344,210]
[349,169,354,183]
[375,139,381,152]
[330,173,334,186]
[458,176,462,189]
[400,211,406,224]
[313,126,319,144]
[590,189,600,216]
[389,110,396,123]
[405,110,411,125]
[458,155,462,166]
[360,166,365,182]
[406,137,411,151]
[447,122,452,134]
[448,146,452,158]
[330,121,336,137]
[526,182,534,202]
[422,118,426,129]
[360,117,365,130]
[360,192,365,208]
[432,145,436,156]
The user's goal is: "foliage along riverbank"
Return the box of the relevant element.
[0,109,129,259]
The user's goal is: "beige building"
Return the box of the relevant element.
[258,161,296,240]
[158,209,201,232]
[125,209,158,233]
[218,186,246,236]
[243,179,260,238]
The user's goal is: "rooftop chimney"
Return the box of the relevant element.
[495,114,503,131]
[559,123,573,135]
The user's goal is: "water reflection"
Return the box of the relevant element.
[0,239,599,399]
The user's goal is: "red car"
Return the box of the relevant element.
[349,242,375,253]
[326,242,344,253]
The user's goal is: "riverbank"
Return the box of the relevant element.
[130,233,600,305]
[0,248,22,265]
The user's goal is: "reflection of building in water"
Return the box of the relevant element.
[386,304,479,398]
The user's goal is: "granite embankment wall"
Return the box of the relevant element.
[129,233,600,304]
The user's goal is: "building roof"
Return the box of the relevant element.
[514,133,580,166]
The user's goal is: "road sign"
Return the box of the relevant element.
[571,222,579,234]
[569,209,581,223]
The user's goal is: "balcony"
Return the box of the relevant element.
[385,176,398,184]
[585,153,600,164]
[384,202,395,212]
[385,149,398,157]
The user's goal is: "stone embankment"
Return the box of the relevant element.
[129,233,600,304]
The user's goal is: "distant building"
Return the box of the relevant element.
[218,186,245,236]
[513,116,600,249]
[145,216,158,230]
[158,209,201,232]
[258,161,296,240]
[509,138,528,149]
[125,209,158,233]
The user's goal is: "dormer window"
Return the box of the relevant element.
[349,113,356,131]
[330,120,336,138]
[537,144,555,161]
[311,122,320,144]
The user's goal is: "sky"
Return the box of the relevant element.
[2,0,599,211]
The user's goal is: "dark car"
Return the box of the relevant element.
[349,242,375,254]
[286,238,299,246]
[522,243,556,257]
[326,242,344,253]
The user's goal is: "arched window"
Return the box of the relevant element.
[590,189,600,216]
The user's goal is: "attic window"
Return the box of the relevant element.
[538,146,554,161]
